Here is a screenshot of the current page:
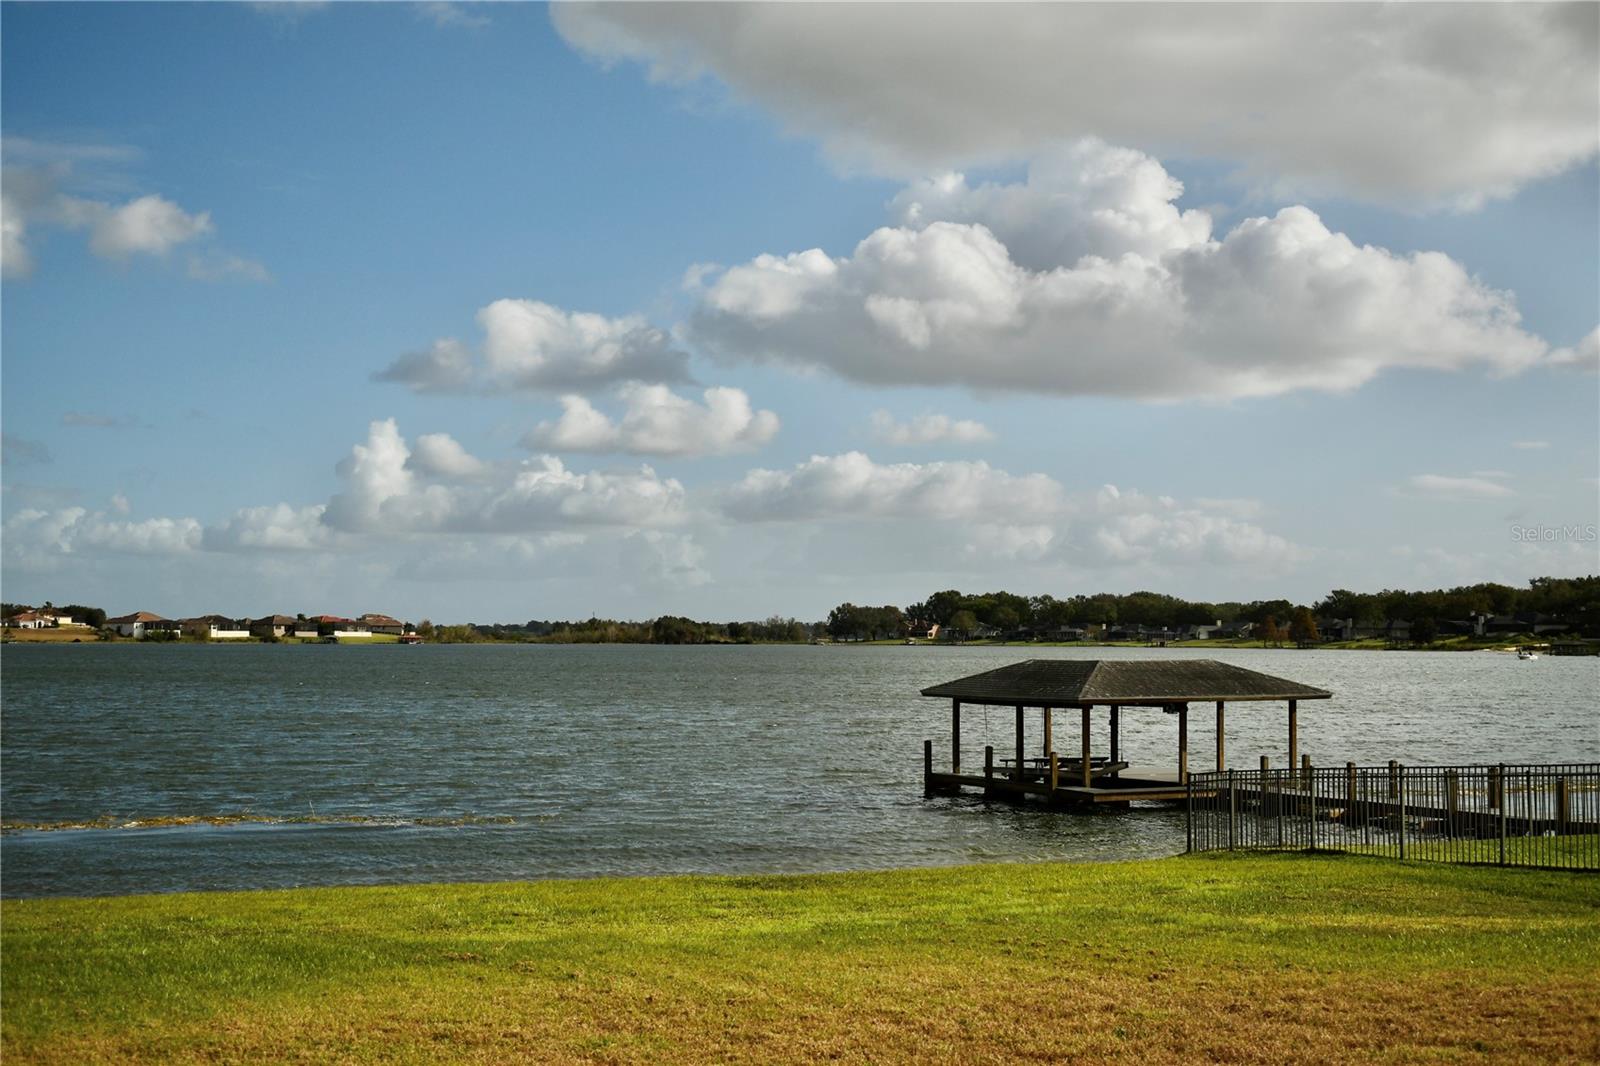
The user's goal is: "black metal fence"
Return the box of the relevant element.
[1187,762,1600,871]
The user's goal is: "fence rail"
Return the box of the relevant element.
[1187,762,1599,871]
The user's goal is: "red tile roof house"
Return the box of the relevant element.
[106,611,168,638]
[312,615,372,639]
[7,610,48,629]
[358,613,405,636]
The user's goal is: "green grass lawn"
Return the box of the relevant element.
[3,853,1597,1064]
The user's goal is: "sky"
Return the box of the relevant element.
[2,1,1597,624]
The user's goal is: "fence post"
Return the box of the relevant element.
[1308,760,1317,851]
[1185,774,1193,853]
[1397,764,1406,861]
[1388,759,1399,799]
[1497,763,1507,867]
[1228,769,1237,851]
[1445,769,1459,837]
[1557,777,1570,835]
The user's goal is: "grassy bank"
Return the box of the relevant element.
[4,854,1597,1064]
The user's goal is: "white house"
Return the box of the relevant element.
[106,611,168,638]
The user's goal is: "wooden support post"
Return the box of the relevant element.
[1301,753,1312,792]
[1346,761,1357,810]
[1042,707,1052,757]
[1388,759,1400,800]
[1014,705,1025,782]
[1080,706,1091,788]
[1215,701,1225,772]
[1177,703,1189,786]
[1557,777,1571,834]
[1445,770,1460,835]
[1109,705,1120,765]
[1287,699,1298,773]
[1260,755,1269,773]
[951,699,961,773]
[984,745,994,780]
[1489,764,1504,810]
[923,739,932,794]
[1049,750,1059,793]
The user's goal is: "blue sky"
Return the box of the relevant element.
[3,2,1597,622]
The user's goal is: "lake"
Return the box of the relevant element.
[2,643,1596,897]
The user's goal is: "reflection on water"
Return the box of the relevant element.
[2,643,1594,896]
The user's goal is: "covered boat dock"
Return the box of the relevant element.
[921,659,1332,805]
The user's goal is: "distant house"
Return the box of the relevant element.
[8,610,48,629]
[358,613,405,636]
[182,615,251,640]
[106,611,168,638]
[248,614,313,640]
[45,612,88,628]
[1214,621,1254,639]
[313,615,372,638]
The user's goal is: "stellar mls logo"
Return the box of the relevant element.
[1510,524,1598,543]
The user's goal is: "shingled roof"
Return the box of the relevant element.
[921,659,1332,705]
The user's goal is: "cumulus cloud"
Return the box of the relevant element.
[1,142,257,279]
[409,432,488,479]
[81,194,212,259]
[1549,327,1600,372]
[870,410,994,447]
[554,2,1598,206]
[322,418,690,535]
[526,385,779,457]
[1406,474,1516,501]
[723,451,1065,523]
[375,300,691,393]
[203,503,339,552]
[2,506,202,568]
[719,451,1301,572]
[690,141,1555,400]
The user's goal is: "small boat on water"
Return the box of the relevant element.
[1517,647,1540,660]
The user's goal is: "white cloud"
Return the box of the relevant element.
[889,141,1213,270]
[526,385,779,457]
[416,2,488,30]
[2,506,202,569]
[409,432,488,479]
[691,142,1555,400]
[618,530,710,590]
[1549,327,1600,372]
[722,451,1064,523]
[82,194,212,259]
[870,410,993,447]
[203,503,338,552]
[1406,474,1516,501]
[322,418,691,535]
[720,451,1301,573]
[1,145,257,279]
[554,2,1598,206]
[376,300,691,393]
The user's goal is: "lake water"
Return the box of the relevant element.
[2,643,1596,897]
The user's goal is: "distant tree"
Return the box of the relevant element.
[60,604,107,628]
[1257,614,1284,646]
[1287,608,1320,645]
[416,618,435,639]
[947,610,979,640]
[1411,616,1438,645]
